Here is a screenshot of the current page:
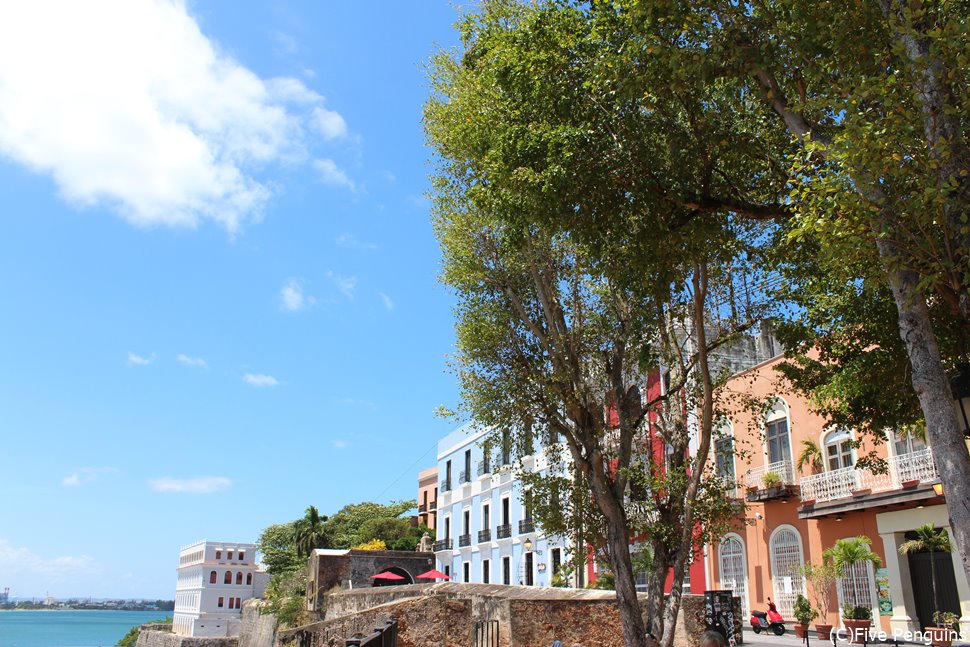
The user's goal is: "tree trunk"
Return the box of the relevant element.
[875,237,970,590]
[603,498,648,647]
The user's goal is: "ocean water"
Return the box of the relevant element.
[0,610,166,647]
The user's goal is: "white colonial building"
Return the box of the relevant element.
[172,540,269,637]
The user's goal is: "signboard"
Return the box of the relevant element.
[705,590,737,646]
[876,568,893,616]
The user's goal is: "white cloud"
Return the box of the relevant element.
[335,233,377,250]
[280,278,314,312]
[176,354,207,367]
[62,467,117,487]
[0,539,97,577]
[243,373,278,387]
[332,439,350,449]
[326,270,357,299]
[312,106,348,140]
[127,352,154,366]
[0,0,349,232]
[314,158,355,191]
[148,476,232,494]
[379,292,394,310]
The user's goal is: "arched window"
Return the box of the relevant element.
[209,570,217,584]
[236,572,243,585]
[769,525,805,618]
[719,534,749,618]
[765,400,792,471]
[824,428,854,471]
[224,571,232,584]
[246,573,253,585]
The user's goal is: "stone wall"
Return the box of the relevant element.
[281,595,472,647]
[237,600,276,647]
[135,628,237,647]
[308,550,435,612]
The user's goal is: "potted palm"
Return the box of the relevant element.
[794,594,819,639]
[797,439,823,474]
[899,524,955,646]
[800,561,838,639]
[762,471,782,488]
[824,536,882,644]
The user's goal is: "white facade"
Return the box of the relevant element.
[172,540,269,637]
[434,423,578,588]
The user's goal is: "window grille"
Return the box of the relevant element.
[769,527,805,618]
[719,536,749,618]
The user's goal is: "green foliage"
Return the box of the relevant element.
[761,471,782,487]
[323,500,415,549]
[799,561,839,618]
[824,536,882,571]
[258,522,303,576]
[262,568,306,628]
[899,524,952,557]
[793,594,818,625]
[842,605,872,621]
[295,506,330,559]
[796,439,823,474]
[933,611,959,628]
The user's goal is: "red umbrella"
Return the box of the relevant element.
[416,569,450,581]
[371,571,405,580]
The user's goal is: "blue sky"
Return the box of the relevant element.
[0,0,464,599]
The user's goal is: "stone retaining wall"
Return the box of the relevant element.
[238,600,277,647]
[135,629,237,647]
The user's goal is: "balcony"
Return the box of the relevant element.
[432,539,453,551]
[518,519,535,534]
[440,480,452,493]
[496,524,512,539]
[478,529,491,543]
[418,503,427,513]
[743,460,798,502]
[477,459,491,476]
[458,533,471,547]
[459,469,471,484]
[800,448,938,507]
[429,500,437,511]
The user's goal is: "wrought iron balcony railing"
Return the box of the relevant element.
[458,534,471,547]
[496,524,512,539]
[478,529,491,543]
[432,539,452,552]
[800,447,938,504]
[518,519,535,534]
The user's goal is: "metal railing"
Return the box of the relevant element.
[417,503,427,513]
[800,448,938,503]
[459,469,471,484]
[345,619,397,647]
[474,619,500,647]
[478,529,491,542]
[477,459,491,476]
[496,524,512,539]
[429,500,437,511]
[518,519,535,534]
[743,459,795,489]
[440,480,452,493]
[432,539,452,551]
[458,533,471,547]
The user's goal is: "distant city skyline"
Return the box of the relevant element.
[0,0,463,599]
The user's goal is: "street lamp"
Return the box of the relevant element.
[523,537,533,552]
[952,363,970,439]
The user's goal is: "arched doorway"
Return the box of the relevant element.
[769,525,805,618]
[719,534,749,618]
[371,566,414,587]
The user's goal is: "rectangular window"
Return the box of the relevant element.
[766,419,791,465]
[445,460,452,489]
[524,490,533,521]
[525,552,534,586]
[238,551,245,563]
[502,497,510,525]
[227,551,233,560]
[482,504,490,529]
[229,597,235,609]
[463,561,470,583]
[501,430,512,465]
[715,437,736,481]
[236,597,241,609]
[464,449,472,481]
[215,550,222,560]
[444,564,450,578]
[444,516,451,540]
[463,509,470,535]
[218,597,224,608]
[551,548,562,576]
[502,556,511,585]
[482,559,490,584]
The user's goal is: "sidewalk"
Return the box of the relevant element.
[739,629,969,647]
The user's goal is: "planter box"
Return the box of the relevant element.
[926,626,956,647]
[851,488,872,497]
[801,498,816,506]
[843,619,871,644]
[900,479,921,489]
[815,624,833,641]
[794,624,809,639]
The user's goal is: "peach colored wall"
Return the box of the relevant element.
[418,467,438,530]
[710,355,893,631]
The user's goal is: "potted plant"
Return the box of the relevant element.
[797,439,823,474]
[824,537,882,644]
[842,605,873,644]
[899,525,955,646]
[800,561,838,640]
[929,612,959,647]
[762,471,782,488]
[793,593,818,638]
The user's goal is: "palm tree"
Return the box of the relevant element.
[797,439,823,473]
[899,524,952,625]
[295,506,330,558]
[824,537,882,612]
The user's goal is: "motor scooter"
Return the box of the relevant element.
[750,598,786,636]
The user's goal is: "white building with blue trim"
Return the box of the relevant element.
[432,423,577,587]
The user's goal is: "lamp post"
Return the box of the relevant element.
[951,363,970,438]
[523,537,533,552]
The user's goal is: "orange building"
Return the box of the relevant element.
[417,466,438,530]
[707,353,970,638]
